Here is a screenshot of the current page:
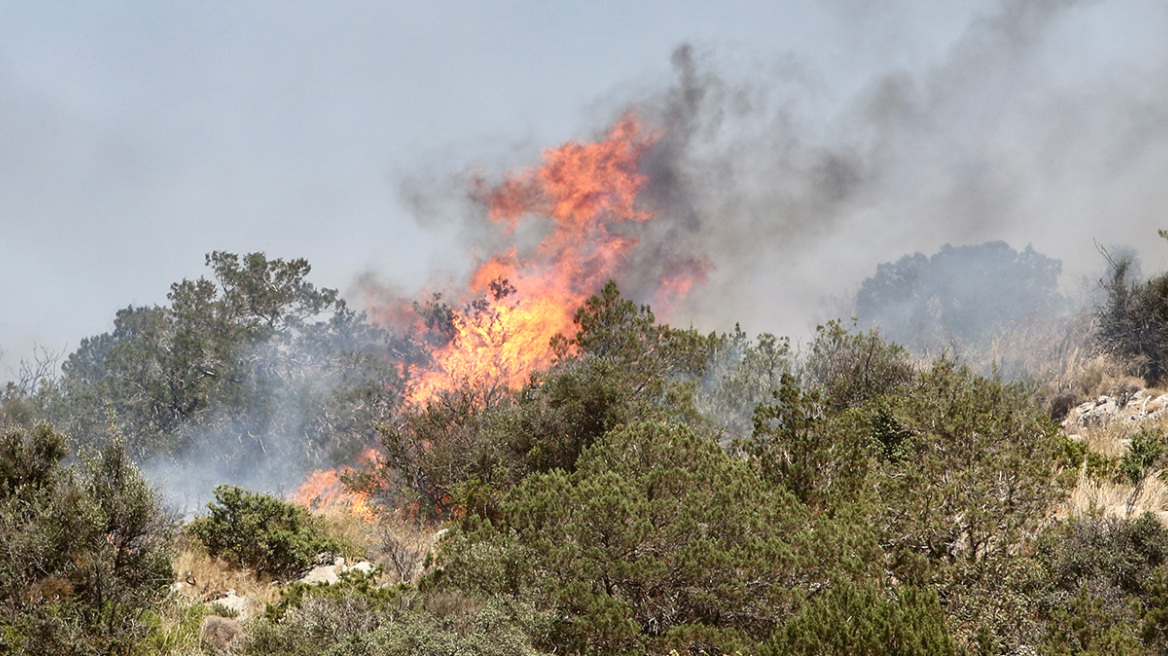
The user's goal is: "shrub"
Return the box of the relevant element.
[802,319,914,411]
[1119,429,1168,484]
[1035,513,1168,608]
[246,586,547,656]
[740,372,868,509]
[873,361,1068,567]
[0,426,175,656]
[437,420,872,655]
[188,485,345,579]
[1097,238,1168,384]
[1039,585,1146,656]
[763,580,956,656]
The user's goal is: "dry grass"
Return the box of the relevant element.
[309,506,444,584]
[170,534,283,607]
[372,516,443,584]
[1068,421,1134,460]
[315,506,382,559]
[1066,466,1168,524]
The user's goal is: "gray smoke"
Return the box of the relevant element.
[389,0,1167,346]
[634,0,1168,340]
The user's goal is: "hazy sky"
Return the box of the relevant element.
[2,0,1167,377]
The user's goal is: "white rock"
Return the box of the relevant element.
[211,590,255,620]
[347,561,375,575]
[299,564,340,586]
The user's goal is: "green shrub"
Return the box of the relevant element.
[1120,429,1168,484]
[802,319,914,411]
[764,580,956,656]
[1039,585,1146,656]
[438,420,873,655]
[0,426,175,656]
[1097,237,1168,384]
[245,590,547,656]
[188,484,345,579]
[873,361,1068,567]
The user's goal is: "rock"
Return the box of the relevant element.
[210,589,254,620]
[1148,394,1168,415]
[299,564,340,585]
[200,615,244,651]
[346,560,375,575]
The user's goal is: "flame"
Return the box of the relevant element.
[403,111,666,403]
[291,447,379,521]
[300,111,712,517]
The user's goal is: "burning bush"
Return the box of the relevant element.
[370,281,718,521]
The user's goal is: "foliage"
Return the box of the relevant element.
[0,426,175,656]
[855,241,1063,351]
[802,319,914,411]
[51,251,398,471]
[1098,236,1168,383]
[437,420,867,655]
[870,361,1068,568]
[1119,428,1168,484]
[763,580,956,656]
[1035,513,1168,613]
[739,372,867,509]
[248,577,548,656]
[188,484,346,579]
[1038,585,1147,656]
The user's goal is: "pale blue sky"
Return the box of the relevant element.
[1,0,1166,375]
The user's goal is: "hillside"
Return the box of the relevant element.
[5,241,1168,655]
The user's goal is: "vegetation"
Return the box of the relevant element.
[7,245,1168,654]
[1098,232,1168,384]
[855,240,1064,352]
[188,485,347,579]
[29,251,398,479]
[0,425,175,655]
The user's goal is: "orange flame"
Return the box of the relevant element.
[403,111,666,403]
[300,111,711,517]
[291,447,379,521]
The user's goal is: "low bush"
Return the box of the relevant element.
[0,426,175,656]
[1119,429,1168,484]
[188,485,346,579]
[763,580,956,656]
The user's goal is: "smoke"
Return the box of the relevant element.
[390,0,1168,345]
[632,0,1167,339]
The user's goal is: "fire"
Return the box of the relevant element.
[402,111,664,403]
[291,447,379,521]
[298,110,712,518]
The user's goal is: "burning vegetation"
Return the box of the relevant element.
[9,70,1168,656]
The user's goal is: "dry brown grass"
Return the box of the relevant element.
[1068,421,1134,460]
[1066,466,1168,524]
[315,506,382,558]
[371,516,443,584]
[170,534,283,607]
[309,506,444,584]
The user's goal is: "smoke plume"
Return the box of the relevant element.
[389,0,1168,342]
